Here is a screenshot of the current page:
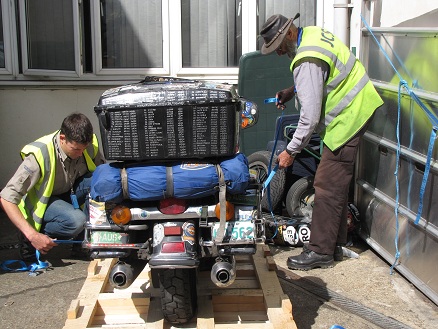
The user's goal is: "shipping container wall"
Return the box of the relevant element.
[356,1,438,305]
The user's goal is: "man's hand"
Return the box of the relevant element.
[0,198,57,254]
[27,231,58,254]
[277,150,295,169]
[276,86,295,110]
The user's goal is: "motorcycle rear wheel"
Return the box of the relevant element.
[159,268,197,324]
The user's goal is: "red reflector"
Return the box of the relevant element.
[159,198,186,215]
[164,226,182,236]
[161,242,185,253]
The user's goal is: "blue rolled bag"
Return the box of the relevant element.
[90,153,250,202]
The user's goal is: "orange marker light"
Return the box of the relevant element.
[111,205,132,225]
[215,201,235,221]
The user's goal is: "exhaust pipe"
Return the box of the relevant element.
[109,261,134,289]
[211,257,236,288]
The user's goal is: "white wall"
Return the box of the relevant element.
[0,88,109,187]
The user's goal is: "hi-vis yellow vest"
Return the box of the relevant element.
[291,26,384,151]
[18,131,99,231]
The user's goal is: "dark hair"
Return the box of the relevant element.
[60,113,93,144]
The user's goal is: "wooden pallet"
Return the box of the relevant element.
[63,244,297,329]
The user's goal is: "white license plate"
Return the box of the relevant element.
[90,231,128,244]
[212,221,255,241]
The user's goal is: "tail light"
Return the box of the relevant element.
[159,197,186,215]
[161,241,185,253]
[215,201,235,221]
[111,205,132,225]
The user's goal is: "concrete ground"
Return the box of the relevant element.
[0,208,437,329]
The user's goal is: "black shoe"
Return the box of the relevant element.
[287,249,334,270]
[19,239,37,262]
[334,245,344,261]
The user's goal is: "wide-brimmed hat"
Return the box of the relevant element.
[260,14,293,55]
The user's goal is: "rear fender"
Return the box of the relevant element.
[149,221,199,268]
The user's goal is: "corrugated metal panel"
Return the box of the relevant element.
[357,27,438,305]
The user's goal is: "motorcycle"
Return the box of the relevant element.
[82,77,263,324]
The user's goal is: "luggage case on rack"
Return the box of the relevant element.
[95,76,248,161]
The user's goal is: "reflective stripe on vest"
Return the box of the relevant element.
[84,134,98,172]
[297,45,357,94]
[19,134,57,230]
[316,74,370,132]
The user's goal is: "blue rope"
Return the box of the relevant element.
[361,14,438,273]
[390,81,404,273]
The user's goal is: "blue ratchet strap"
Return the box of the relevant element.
[264,97,278,104]
[0,240,81,274]
[0,250,50,275]
[263,98,285,240]
[54,240,83,244]
[263,164,279,190]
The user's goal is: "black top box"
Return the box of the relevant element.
[95,77,243,161]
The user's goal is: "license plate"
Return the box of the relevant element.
[212,221,254,241]
[90,231,128,244]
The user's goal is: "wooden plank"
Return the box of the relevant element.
[63,258,118,329]
[266,255,277,271]
[197,295,215,329]
[66,299,80,319]
[145,296,165,328]
[252,244,297,329]
[91,313,149,326]
[216,323,275,329]
[214,310,269,323]
[198,277,260,292]
[213,302,266,312]
[211,290,264,305]
[262,244,271,257]
[236,263,256,277]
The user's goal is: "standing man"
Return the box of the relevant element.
[0,113,105,255]
[259,14,383,270]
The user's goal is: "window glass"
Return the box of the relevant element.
[181,0,241,68]
[100,0,163,69]
[256,0,315,50]
[0,8,4,68]
[25,0,75,70]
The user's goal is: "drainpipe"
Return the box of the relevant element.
[334,0,351,47]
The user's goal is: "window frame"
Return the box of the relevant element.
[91,0,171,76]
[18,0,82,78]
[0,0,18,76]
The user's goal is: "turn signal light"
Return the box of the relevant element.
[215,201,235,221]
[159,197,186,215]
[111,205,131,225]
